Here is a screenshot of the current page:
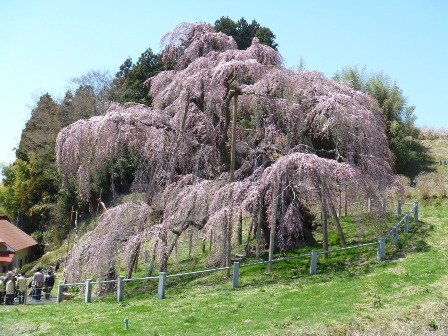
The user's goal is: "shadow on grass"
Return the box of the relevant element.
[398,140,435,179]
[94,220,433,302]
[389,220,431,261]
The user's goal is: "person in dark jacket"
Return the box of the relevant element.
[44,271,55,299]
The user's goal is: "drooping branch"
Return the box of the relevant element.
[58,22,403,283]
[63,202,154,283]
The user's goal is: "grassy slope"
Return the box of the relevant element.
[5,140,448,336]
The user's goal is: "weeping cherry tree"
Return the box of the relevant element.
[57,22,400,284]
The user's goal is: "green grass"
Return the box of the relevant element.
[6,139,448,335]
[4,198,448,335]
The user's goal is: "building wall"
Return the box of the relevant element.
[14,248,31,269]
[0,247,34,275]
[0,261,11,274]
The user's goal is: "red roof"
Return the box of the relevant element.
[0,251,15,263]
[0,216,37,251]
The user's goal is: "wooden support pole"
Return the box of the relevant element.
[226,212,232,278]
[229,92,238,182]
[344,185,348,217]
[321,186,329,259]
[256,191,264,260]
[322,180,346,247]
[268,181,278,272]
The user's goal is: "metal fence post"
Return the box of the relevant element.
[233,262,240,289]
[377,238,385,261]
[392,226,398,246]
[310,250,318,275]
[85,279,92,303]
[397,200,402,215]
[158,272,166,300]
[117,276,124,302]
[57,282,63,303]
[413,202,419,222]
[404,212,410,233]
[368,198,371,212]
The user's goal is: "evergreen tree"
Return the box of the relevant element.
[109,48,163,105]
[215,17,278,50]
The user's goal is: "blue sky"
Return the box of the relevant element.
[1,0,447,167]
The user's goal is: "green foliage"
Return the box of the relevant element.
[16,94,61,162]
[333,66,425,175]
[108,48,163,105]
[1,73,113,239]
[60,86,99,125]
[214,16,278,50]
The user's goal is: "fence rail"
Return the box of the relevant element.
[58,200,419,304]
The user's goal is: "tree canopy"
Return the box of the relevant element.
[108,48,163,105]
[333,66,421,174]
[0,71,112,239]
[214,17,278,50]
[58,22,399,283]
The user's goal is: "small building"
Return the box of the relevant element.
[0,215,38,274]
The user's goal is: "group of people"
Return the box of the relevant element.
[0,271,27,305]
[0,267,55,305]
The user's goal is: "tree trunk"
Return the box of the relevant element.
[126,241,141,279]
[237,208,243,246]
[147,241,158,277]
[159,229,168,272]
[169,101,190,182]
[322,179,346,247]
[245,215,254,257]
[188,230,193,257]
[218,91,234,169]
[202,232,206,253]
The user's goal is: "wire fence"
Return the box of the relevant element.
[57,200,419,304]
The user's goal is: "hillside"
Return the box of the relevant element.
[4,139,448,335]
